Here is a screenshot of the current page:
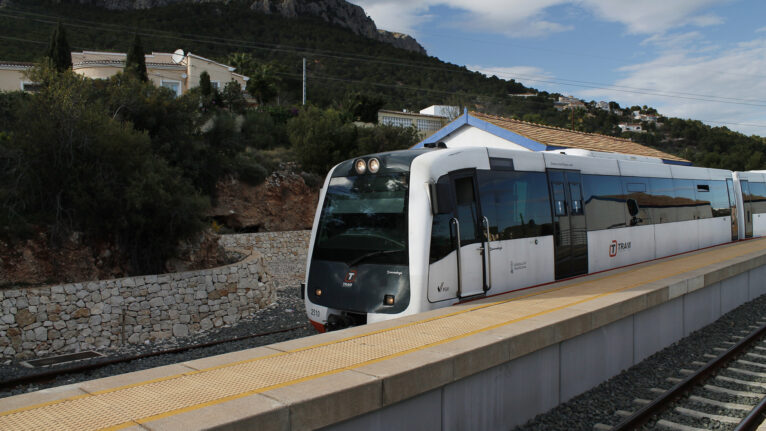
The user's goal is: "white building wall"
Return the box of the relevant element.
[442,126,531,151]
[420,105,459,119]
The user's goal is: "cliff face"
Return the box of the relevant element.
[251,0,426,54]
[50,0,427,54]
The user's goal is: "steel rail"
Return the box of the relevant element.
[612,320,766,430]
[733,395,766,431]
[0,323,307,391]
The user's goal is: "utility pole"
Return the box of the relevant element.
[571,107,575,130]
[302,57,306,106]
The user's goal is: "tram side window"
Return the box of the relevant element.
[693,183,713,219]
[429,213,453,264]
[582,175,626,231]
[749,182,766,214]
[478,171,553,240]
[622,178,652,225]
[552,183,566,216]
[454,177,479,243]
[649,178,677,224]
[708,180,731,218]
[674,179,697,222]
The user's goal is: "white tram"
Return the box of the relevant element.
[302,145,766,332]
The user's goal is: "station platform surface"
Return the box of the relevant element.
[3,238,766,431]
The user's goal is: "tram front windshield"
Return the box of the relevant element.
[313,173,408,266]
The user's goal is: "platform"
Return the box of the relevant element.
[3,238,766,431]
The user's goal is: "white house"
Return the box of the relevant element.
[415,111,687,164]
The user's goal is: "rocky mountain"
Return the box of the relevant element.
[46,0,427,54]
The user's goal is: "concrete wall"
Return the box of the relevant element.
[0,254,275,361]
[325,256,766,431]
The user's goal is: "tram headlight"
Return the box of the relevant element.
[384,294,395,306]
[315,288,322,296]
[354,159,367,174]
[368,158,380,173]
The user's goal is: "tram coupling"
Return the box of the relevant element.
[325,312,367,331]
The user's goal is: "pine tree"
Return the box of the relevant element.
[125,34,148,82]
[46,22,72,73]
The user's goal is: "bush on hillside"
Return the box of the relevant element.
[0,65,208,274]
[356,124,419,154]
[287,106,357,175]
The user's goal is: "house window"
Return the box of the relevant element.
[380,116,413,128]
[211,81,220,90]
[416,119,442,131]
[161,80,182,97]
[21,82,41,92]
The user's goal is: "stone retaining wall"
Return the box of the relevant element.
[0,255,276,361]
[219,231,311,289]
[218,230,310,262]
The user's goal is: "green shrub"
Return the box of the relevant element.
[0,65,209,274]
[356,124,419,154]
[287,106,357,175]
[234,151,269,185]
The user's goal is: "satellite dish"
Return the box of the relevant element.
[171,49,185,64]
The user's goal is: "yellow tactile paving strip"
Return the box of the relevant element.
[3,239,766,431]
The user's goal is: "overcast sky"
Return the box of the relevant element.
[349,0,766,136]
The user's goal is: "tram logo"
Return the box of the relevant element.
[342,270,357,287]
[609,240,631,258]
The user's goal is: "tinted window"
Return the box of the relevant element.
[749,182,766,214]
[570,183,583,215]
[582,175,626,231]
[552,183,566,216]
[708,180,731,218]
[454,176,479,243]
[649,177,677,223]
[727,178,737,209]
[674,179,697,222]
[429,213,453,263]
[478,171,553,240]
[622,177,651,225]
[694,183,713,219]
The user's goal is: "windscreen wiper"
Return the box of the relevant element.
[347,249,404,267]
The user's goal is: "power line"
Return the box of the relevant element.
[0,35,46,46]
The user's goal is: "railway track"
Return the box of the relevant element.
[0,323,308,393]
[599,321,766,431]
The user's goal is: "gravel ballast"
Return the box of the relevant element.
[514,294,766,431]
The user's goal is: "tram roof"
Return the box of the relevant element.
[416,111,691,166]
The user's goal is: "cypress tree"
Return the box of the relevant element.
[199,71,212,97]
[125,34,148,82]
[46,22,72,73]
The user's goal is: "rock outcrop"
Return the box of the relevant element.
[51,0,427,54]
[211,163,319,233]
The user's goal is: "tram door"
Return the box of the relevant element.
[742,180,754,238]
[548,170,588,280]
[726,178,738,241]
[450,171,487,297]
